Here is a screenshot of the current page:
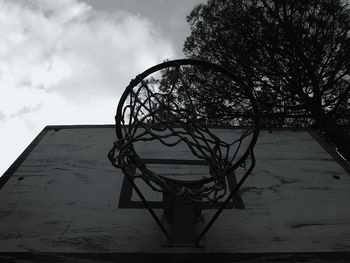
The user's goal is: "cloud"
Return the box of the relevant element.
[10,104,42,118]
[0,111,5,121]
[0,0,175,176]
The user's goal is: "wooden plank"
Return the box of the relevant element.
[0,126,349,255]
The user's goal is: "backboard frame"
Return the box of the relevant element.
[1,125,350,262]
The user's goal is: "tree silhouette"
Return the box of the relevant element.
[184,0,350,161]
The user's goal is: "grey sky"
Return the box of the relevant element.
[0,0,206,176]
[83,0,205,56]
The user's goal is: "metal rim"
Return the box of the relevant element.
[114,59,260,186]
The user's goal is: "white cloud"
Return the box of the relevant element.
[0,0,175,176]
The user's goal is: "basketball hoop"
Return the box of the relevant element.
[108,59,260,246]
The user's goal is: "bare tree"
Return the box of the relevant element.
[184,0,350,161]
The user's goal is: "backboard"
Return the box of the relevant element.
[0,125,350,262]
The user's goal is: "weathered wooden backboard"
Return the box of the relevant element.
[1,125,350,262]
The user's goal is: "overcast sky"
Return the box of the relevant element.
[0,0,204,176]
